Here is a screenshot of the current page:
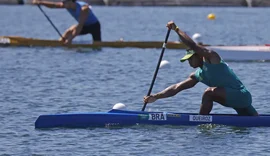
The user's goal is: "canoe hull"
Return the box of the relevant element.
[35,109,270,128]
[0,36,187,49]
[1,36,270,51]
[2,36,270,60]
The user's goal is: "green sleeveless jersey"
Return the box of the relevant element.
[194,61,245,90]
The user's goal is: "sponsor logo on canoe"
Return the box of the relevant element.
[0,37,10,44]
[138,114,149,120]
[189,115,212,122]
[167,113,181,118]
[149,113,167,121]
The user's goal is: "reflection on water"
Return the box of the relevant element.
[197,124,250,135]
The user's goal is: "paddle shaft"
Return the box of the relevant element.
[37,5,64,39]
[141,29,171,111]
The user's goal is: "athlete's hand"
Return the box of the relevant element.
[143,95,157,103]
[166,21,177,31]
[64,38,72,45]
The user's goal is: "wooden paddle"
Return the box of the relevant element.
[37,5,65,40]
[141,28,171,111]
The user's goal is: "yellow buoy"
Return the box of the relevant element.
[207,13,216,20]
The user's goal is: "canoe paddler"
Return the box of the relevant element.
[32,0,101,44]
[143,21,258,116]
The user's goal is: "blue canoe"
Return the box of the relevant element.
[35,109,270,128]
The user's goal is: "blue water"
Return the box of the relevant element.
[1,5,270,155]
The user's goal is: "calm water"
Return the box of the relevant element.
[0,5,270,156]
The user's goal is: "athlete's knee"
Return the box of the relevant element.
[65,25,76,33]
[203,87,215,98]
[69,25,77,29]
[66,28,74,34]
